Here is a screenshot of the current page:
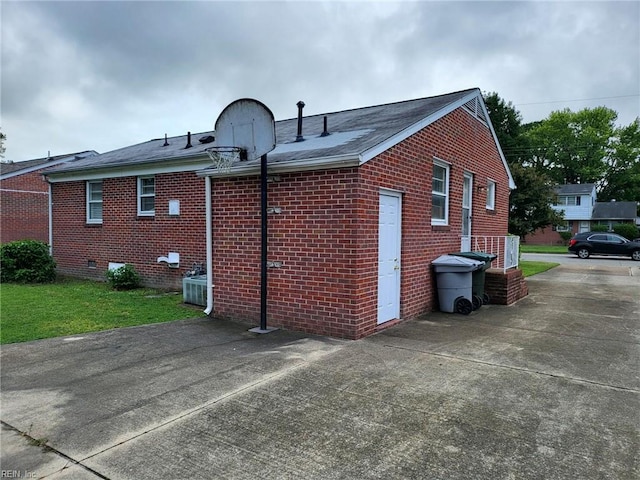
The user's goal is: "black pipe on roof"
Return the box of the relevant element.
[296,101,305,142]
[320,116,330,137]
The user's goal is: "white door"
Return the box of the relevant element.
[378,191,401,325]
[461,173,473,251]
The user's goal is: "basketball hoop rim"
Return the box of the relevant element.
[205,146,245,173]
[204,146,244,154]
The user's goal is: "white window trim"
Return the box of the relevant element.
[137,176,155,216]
[86,180,103,224]
[431,159,450,226]
[486,179,496,210]
[555,195,579,206]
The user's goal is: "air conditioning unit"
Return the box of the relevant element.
[182,275,208,306]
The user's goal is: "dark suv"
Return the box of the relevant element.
[568,232,640,261]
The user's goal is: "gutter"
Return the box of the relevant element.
[46,156,212,183]
[196,153,361,178]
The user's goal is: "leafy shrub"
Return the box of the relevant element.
[0,240,56,283]
[591,224,608,232]
[558,231,573,244]
[105,264,141,290]
[613,223,639,240]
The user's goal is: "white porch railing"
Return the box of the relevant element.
[467,235,520,272]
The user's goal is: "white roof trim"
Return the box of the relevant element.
[0,152,97,180]
[197,153,361,178]
[359,91,478,164]
[46,157,211,183]
[476,94,516,190]
[360,89,516,190]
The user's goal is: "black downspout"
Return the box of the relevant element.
[260,153,268,331]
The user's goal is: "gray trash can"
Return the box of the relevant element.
[432,255,483,315]
[450,251,497,305]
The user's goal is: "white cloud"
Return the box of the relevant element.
[1,0,638,161]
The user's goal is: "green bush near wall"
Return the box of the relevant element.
[558,231,573,244]
[105,264,141,290]
[613,223,639,240]
[0,240,57,284]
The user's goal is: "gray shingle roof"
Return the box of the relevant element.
[45,89,483,176]
[555,183,596,195]
[592,201,638,220]
[0,151,97,178]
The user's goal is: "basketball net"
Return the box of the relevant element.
[205,147,242,173]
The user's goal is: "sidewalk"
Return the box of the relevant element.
[2,264,639,479]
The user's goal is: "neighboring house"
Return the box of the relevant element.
[44,88,522,339]
[525,183,639,244]
[591,201,639,231]
[0,151,97,244]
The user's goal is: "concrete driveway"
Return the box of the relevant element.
[2,263,639,479]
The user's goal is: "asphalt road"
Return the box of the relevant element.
[522,252,638,267]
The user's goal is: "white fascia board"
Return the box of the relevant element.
[360,89,517,191]
[476,94,517,190]
[46,157,211,183]
[1,156,86,181]
[197,153,361,178]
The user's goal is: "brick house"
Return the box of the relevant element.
[0,151,97,244]
[525,183,639,244]
[44,88,519,339]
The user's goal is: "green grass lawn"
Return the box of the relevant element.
[0,277,203,344]
[519,260,559,277]
[1,261,556,344]
[520,244,568,254]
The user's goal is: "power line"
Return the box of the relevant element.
[515,94,639,106]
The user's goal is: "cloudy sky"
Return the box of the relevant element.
[2,0,639,162]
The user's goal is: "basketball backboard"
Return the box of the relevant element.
[214,98,276,162]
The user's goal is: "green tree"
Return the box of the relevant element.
[507,163,565,238]
[484,92,564,238]
[523,107,617,185]
[483,92,523,164]
[599,119,640,204]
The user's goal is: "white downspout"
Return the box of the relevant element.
[204,175,214,315]
[48,182,53,255]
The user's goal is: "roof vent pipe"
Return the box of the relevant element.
[163,133,169,146]
[295,101,305,142]
[185,131,192,149]
[320,115,330,137]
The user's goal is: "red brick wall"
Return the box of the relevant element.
[50,105,511,339]
[211,169,360,338]
[213,107,510,339]
[51,172,207,289]
[0,171,50,243]
[525,222,580,245]
[353,107,511,336]
[485,268,528,305]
